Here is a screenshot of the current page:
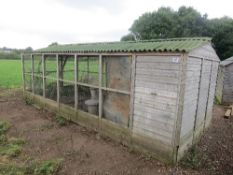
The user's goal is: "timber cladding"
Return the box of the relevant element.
[22,38,220,163]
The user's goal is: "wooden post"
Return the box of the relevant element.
[42,54,46,98]
[173,53,187,162]
[21,54,25,91]
[87,57,90,81]
[129,54,136,129]
[98,55,103,118]
[203,61,213,129]
[56,54,60,105]
[74,54,78,110]
[192,57,203,143]
[31,54,34,94]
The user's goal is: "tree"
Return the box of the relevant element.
[48,42,58,47]
[122,6,233,60]
[130,7,178,39]
[121,33,136,41]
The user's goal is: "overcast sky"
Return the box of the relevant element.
[0,0,232,49]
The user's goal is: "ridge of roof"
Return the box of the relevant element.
[35,37,211,54]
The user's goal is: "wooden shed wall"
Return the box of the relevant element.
[179,57,201,154]
[132,55,181,159]
[205,62,219,128]
[215,66,224,104]
[222,64,233,104]
[178,44,219,159]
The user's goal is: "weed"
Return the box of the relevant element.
[23,96,33,105]
[55,115,69,127]
[180,145,208,170]
[0,120,24,158]
[0,120,10,135]
[214,96,221,105]
[0,143,22,157]
[34,159,62,175]
[0,159,62,175]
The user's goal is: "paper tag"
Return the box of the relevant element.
[172,57,180,63]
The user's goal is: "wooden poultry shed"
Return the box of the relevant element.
[216,56,233,104]
[22,37,220,163]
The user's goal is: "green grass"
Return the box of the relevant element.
[0,119,62,175]
[0,58,101,89]
[0,59,22,88]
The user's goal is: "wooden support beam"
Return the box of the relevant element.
[99,55,103,119]
[31,54,35,94]
[129,54,136,129]
[56,54,60,105]
[74,54,78,110]
[203,61,213,129]
[192,57,204,142]
[21,54,26,91]
[173,53,188,162]
[42,54,46,97]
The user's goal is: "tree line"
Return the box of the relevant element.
[0,47,33,60]
[121,6,233,60]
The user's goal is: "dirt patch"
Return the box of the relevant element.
[0,88,232,175]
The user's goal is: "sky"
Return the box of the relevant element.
[0,0,232,49]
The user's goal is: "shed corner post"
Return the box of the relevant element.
[42,54,46,98]
[31,54,35,94]
[98,54,103,122]
[129,54,136,130]
[172,53,188,163]
[74,54,78,110]
[21,53,25,91]
[56,54,60,106]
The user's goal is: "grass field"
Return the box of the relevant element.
[0,59,22,88]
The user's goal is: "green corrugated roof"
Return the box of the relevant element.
[36,37,211,53]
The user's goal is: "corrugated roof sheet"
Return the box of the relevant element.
[36,37,211,53]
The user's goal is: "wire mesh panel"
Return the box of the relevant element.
[61,56,75,82]
[60,81,75,107]
[45,78,57,101]
[24,74,32,92]
[78,56,99,86]
[102,90,130,126]
[45,55,57,79]
[33,55,43,76]
[102,56,131,92]
[77,85,99,116]
[33,76,43,96]
[24,54,32,74]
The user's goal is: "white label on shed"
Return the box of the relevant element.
[172,57,180,63]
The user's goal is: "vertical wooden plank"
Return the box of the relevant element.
[129,54,136,129]
[203,61,213,129]
[98,55,103,118]
[173,53,187,162]
[21,54,26,91]
[192,57,203,142]
[74,54,78,110]
[31,54,34,94]
[56,54,60,105]
[42,54,46,98]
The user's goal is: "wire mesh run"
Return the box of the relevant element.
[60,81,75,107]
[102,90,130,126]
[45,55,57,79]
[77,85,99,116]
[45,78,57,101]
[23,54,32,74]
[33,55,43,76]
[78,56,99,86]
[34,76,43,96]
[102,56,131,91]
[24,74,32,92]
